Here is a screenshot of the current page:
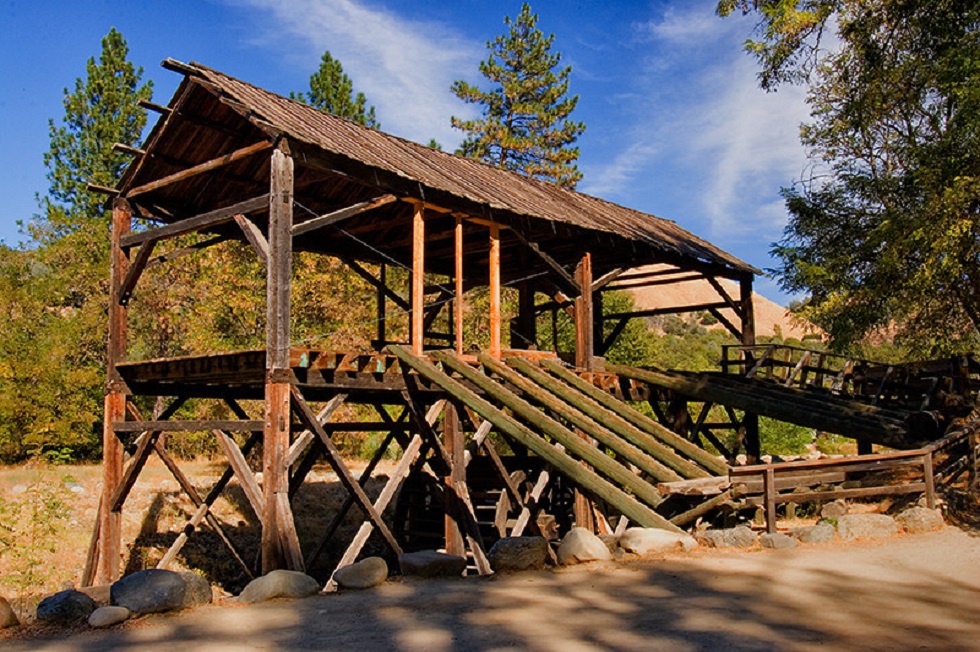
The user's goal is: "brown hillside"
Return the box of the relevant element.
[627,265,821,340]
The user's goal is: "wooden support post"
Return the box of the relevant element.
[443,402,465,556]
[489,223,502,359]
[411,202,425,356]
[763,466,777,534]
[739,273,760,461]
[923,451,936,509]
[99,197,131,584]
[262,144,301,573]
[455,216,464,355]
[574,253,594,371]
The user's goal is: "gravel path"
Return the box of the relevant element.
[6,527,980,651]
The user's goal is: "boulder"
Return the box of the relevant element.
[794,522,836,544]
[697,525,758,549]
[836,513,898,541]
[179,572,213,607]
[334,557,389,589]
[0,596,19,629]
[760,532,798,549]
[36,589,97,624]
[487,536,550,572]
[88,605,130,628]
[557,527,613,565]
[111,569,187,614]
[238,570,320,604]
[820,499,849,519]
[399,551,468,578]
[895,507,944,534]
[619,528,698,556]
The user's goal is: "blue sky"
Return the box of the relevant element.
[0,0,810,304]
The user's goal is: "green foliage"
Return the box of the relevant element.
[291,50,379,128]
[759,417,814,456]
[451,3,586,188]
[721,1,980,354]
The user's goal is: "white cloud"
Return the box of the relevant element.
[228,0,481,148]
[580,141,658,198]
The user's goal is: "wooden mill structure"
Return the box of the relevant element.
[83,58,835,587]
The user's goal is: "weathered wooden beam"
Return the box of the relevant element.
[120,195,269,248]
[138,98,172,115]
[481,355,684,483]
[539,359,730,476]
[708,307,742,340]
[126,140,273,198]
[214,429,266,525]
[87,183,119,196]
[411,201,425,355]
[290,386,404,555]
[145,234,231,270]
[509,228,579,295]
[291,194,396,237]
[285,394,349,468]
[118,239,158,306]
[455,216,465,355]
[602,302,732,321]
[340,257,410,311]
[606,272,706,292]
[592,268,626,292]
[113,420,264,432]
[504,357,708,480]
[574,253,594,371]
[109,398,187,511]
[113,143,146,157]
[443,402,465,557]
[489,223,502,359]
[234,213,269,264]
[670,490,733,527]
[390,345,677,530]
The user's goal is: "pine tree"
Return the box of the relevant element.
[291,51,379,128]
[33,28,152,244]
[451,3,585,189]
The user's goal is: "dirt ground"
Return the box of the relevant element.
[5,526,980,651]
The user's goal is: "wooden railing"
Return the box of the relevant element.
[729,423,979,533]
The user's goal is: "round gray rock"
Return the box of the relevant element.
[179,572,213,607]
[88,605,130,628]
[488,536,550,572]
[239,570,320,603]
[836,513,898,541]
[36,589,97,624]
[334,557,389,589]
[895,507,944,534]
[111,569,187,614]
[820,499,849,519]
[0,596,19,629]
[760,532,798,549]
[697,525,758,548]
[794,522,836,544]
[557,527,613,565]
[399,550,468,578]
[619,528,698,556]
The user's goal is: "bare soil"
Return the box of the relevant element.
[4,527,979,651]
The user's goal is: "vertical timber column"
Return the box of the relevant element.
[574,253,594,371]
[489,223,501,359]
[263,144,295,573]
[443,402,465,556]
[739,273,761,461]
[99,198,131,584]
[455,216,464,355]
[411,202,425,356]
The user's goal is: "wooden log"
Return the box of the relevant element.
[126,140,273,197]
[389,346,678,530]
[443,402,466,557]
[505,356,707,480]
[434,351,668,511]
[763,467,777,533]
[114,420,264,432]
[489,224,502,359]
[609,364,914,449]
[510,228,579,295]
[658,476,730,497]
[574,253,593,371]
[286,394,349,468]
[214,429,265,525]
[120,195,270,248]
[480,355,683,483]
[539,359,729,476]
[118,239,157,305]
[291,194,396,237]
[670,490,733,527]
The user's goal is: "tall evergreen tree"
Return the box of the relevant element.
[291,50,379,128]
[451,3,585,189]
[0,28,152,461]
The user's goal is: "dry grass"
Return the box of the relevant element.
[0,456,398,624]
